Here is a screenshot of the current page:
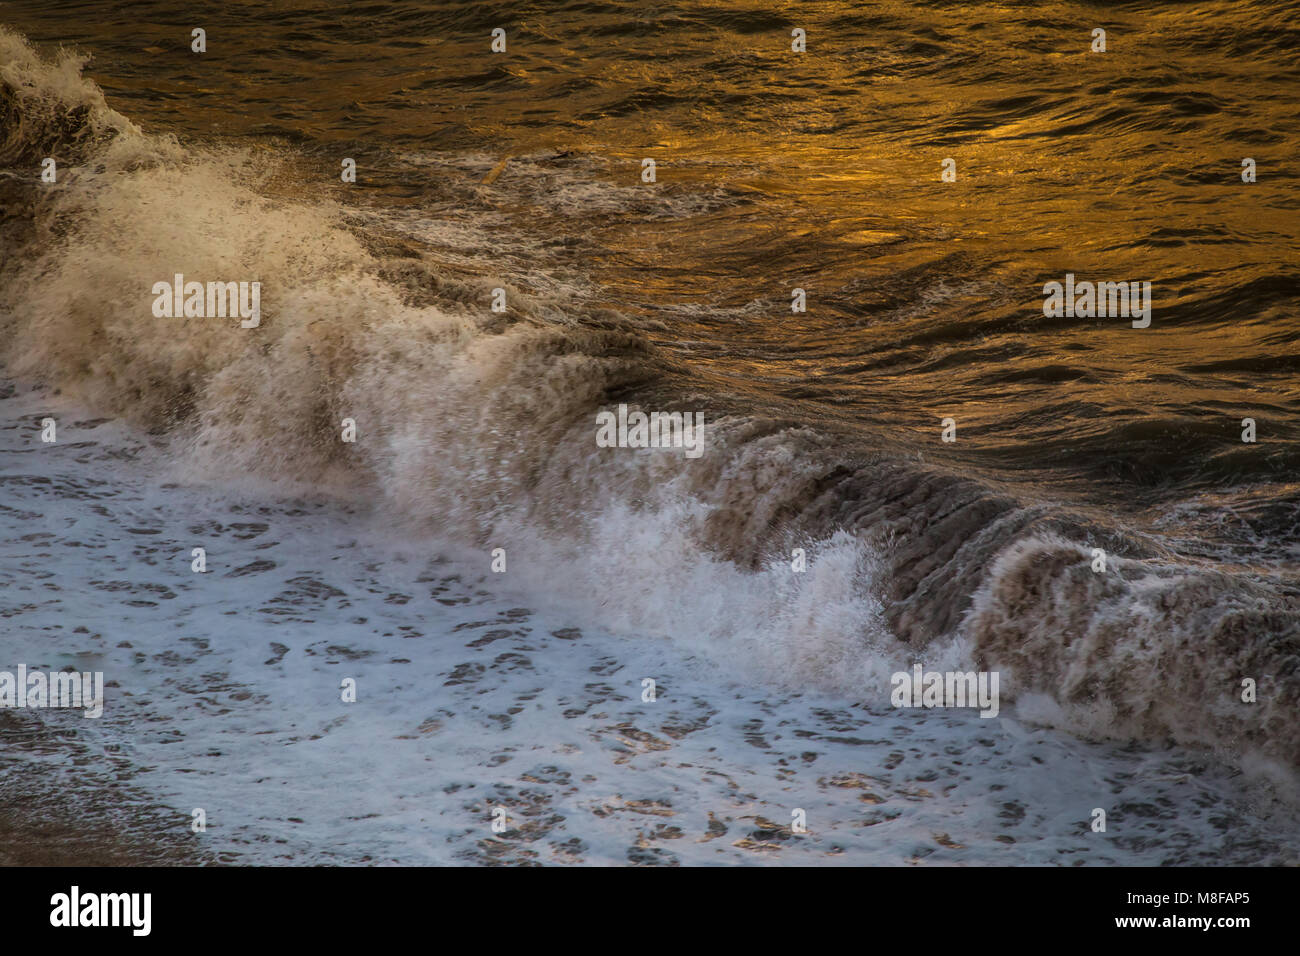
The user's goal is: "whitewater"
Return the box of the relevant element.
[1,21,1298,864]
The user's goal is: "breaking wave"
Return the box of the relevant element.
[2,27,1297,784]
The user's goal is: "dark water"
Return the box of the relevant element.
[1,2,1298,774]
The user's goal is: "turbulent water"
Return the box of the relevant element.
[1,1,1298,864]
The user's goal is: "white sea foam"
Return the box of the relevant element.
[3,382,1296,864]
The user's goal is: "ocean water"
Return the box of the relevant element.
[0,1,1298,865]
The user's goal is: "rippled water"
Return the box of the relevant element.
[17,2,1297,503]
